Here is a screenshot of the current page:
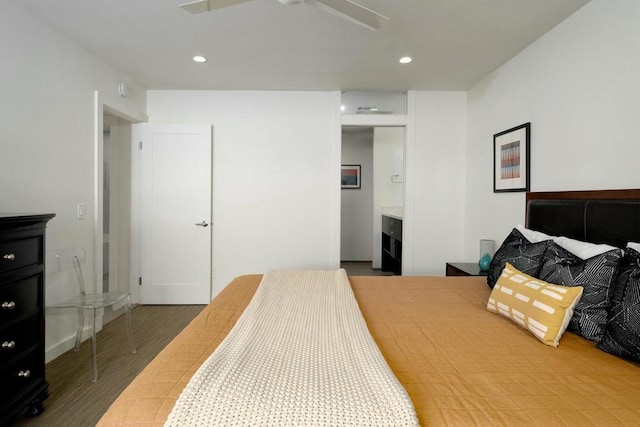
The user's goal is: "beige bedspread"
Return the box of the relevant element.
[98,274,640,426]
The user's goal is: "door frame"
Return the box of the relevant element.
[340,91,416,275]
[93,91,146,304]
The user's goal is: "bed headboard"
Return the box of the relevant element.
[525,189,640,248]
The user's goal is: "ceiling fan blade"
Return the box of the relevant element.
[307,0,388,31]
[180,0,253,14]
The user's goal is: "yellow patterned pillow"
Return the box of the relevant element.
[486,263,583,347]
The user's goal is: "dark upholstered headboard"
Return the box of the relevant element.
[525,189,640,248]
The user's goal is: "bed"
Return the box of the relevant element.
[98,189,640,426]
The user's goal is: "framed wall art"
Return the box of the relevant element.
[493,122,530,193]
[341,164,361,189]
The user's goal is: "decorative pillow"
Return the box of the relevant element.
[487,263,583,347]
[597,247,640,362]
[554,236,618,259]
[538,241,623,342]
[628,242,640,252]
[486,228,550,289]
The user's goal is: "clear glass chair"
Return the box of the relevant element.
[47,248,136,382]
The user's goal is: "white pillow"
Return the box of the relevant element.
[516,224,554,243]
[628,242,640,252]
[554,236,618,259]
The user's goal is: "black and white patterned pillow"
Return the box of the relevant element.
[597,247,640,361]
[538,242,623,342]
[486,228,550,289]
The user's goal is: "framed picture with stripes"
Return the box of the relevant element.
[494,122,531,193]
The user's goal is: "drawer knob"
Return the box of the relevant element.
[18,370,31,378]
[1,301,16,310]
[2,341,16,349]
[2,253,15,261]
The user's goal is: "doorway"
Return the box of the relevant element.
[94,91,147,310]
[340,126,405,275]
[102,113,133,296]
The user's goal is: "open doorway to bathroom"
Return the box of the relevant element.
[340,126,404,276]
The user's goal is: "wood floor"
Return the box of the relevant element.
[12,305,205,427]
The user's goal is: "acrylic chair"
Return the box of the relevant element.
[47,248,136,382]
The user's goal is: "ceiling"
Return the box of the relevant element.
[10,0,590,91]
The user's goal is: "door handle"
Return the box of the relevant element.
[195,221,209,227]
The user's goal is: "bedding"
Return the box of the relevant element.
[515,223,554,243]
[486,228,550,288]
[486,263,583,347]
[598,247,640,362]
[165,270,417,426]
[538,242,623,342]
[98,274,640,426]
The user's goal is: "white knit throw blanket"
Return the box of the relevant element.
[165,269,418,426]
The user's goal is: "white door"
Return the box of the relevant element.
[137,123,212,304]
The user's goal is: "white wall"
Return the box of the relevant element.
[146,91,341,297]
[372,127,404,269]
[146,92,468,281]
[0,2,146,362]
[341,129,374,261]
[464,0,640,260]
[411,92,467,275]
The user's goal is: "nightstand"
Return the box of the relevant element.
[445,262,488,277]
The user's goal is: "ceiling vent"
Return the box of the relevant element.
[355,106,393,114]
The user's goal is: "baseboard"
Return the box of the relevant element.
[46,334,78,363]
[45,305,131,363]
[45,323,105,364]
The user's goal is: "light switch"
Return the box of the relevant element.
[77,203,86,220]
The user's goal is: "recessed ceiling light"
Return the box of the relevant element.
[193,55,207,63]
[399,56,412,64]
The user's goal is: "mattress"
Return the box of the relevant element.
[98,274,640,426]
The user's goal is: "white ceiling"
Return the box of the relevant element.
[10,0,590,91]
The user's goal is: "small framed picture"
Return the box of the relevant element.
[341,165,361,189]
[493,123,530,193]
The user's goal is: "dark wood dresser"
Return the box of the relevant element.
[0,213,55,424]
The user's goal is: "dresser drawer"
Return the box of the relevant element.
[0,349,43,401]
[382,215,402,241]
[0,314,40,365]
[0,275,40,324]
[0,237,42,273]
